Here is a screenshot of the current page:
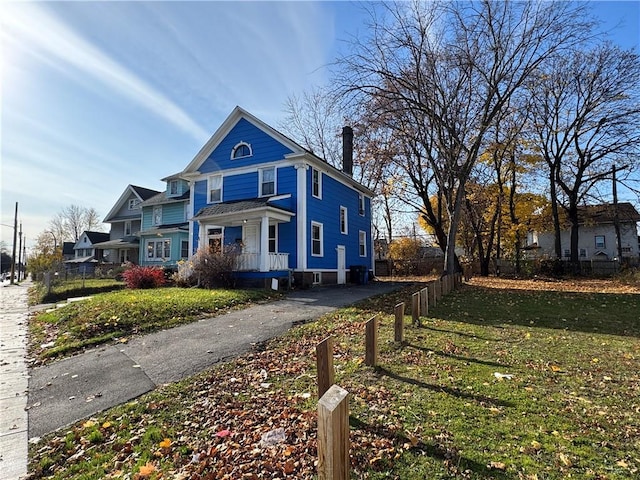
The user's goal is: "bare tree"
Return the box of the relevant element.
[336,0,594,273]
[48,205,105,242]
[528,44,640,272]
[281,86,343,168]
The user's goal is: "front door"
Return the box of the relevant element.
[337,245,346,284]
[243,224,259,270]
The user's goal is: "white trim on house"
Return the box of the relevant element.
[295,162,308,270]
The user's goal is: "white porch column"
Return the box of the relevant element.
[259,215,269,272]
[294,162,308,270]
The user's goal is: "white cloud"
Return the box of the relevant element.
[1,2,210,141]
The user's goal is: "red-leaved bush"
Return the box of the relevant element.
[122,265,166,289]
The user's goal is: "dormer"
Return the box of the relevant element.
[165,176,190,198]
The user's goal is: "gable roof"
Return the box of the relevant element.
[103,184,162,222]
[577,203,640,225]
[183,106,305,174]
[182,106,374,196]
[76,231,110,246]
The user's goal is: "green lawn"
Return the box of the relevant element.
[29,278,125,305]
[28,287,281,365]
[27,280,640,479]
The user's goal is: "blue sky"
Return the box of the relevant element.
[1,1,638,251]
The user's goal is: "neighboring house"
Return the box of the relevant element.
[65,231,110,274]
[61,242,75,262]
[138,175,190,268]
[179,106,374,287]
[525,202,640,262]
[97,185,161,264]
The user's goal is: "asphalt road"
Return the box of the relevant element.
[28,281,404,438]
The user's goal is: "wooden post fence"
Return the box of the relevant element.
[435,279,442,303]
[394,302,405,343]
[411,292,420,326]
[318,384,350,480]
[365,316,378,366]
[316,336,335,399]
[420,287,428,317]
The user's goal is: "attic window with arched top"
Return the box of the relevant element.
[231,142,252,159]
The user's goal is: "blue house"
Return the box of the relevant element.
[181,106,374,287]
[138,176,190,268]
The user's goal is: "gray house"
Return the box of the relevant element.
[65,231,110,274]
[96,185,161,264]
[525,202,640,264]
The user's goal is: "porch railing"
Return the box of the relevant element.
[235,253,289,271]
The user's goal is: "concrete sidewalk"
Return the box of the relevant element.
[0,280,32,480]
[27,281,403,439]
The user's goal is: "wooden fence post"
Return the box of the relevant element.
[411,292,420,326]
[445,275,451,294]
[428,282,436,308]
[394,302,405,343]
[316,336,335,399]
[365,316,378,366]
[420,287,428,317]
[318,384,350,480]
[435,279,442,302]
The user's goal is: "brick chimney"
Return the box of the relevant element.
[342,126,353,177]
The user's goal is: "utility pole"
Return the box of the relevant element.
[18,223,23,282]
[10,202,18,285]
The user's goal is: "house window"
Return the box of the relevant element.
[595,235,605,249]
[124,221,132,236]
[232,142,252,159]
[359,230,367,257]
[268,224,277,253]
[153,206,162,226]
[128,199,140,210]
[311,221,323,256]
[259,167,276,197]
[313,272,321,284]
[340,206,348,234]
[563,249,570,257]
[181,240,189,259]
[359,194,365,215]
[208,174,222,203]
[579,248,587,258]
[147,239,170,260]
[208,227,223,254]
[312,168,322,199]
[169,180,178,195]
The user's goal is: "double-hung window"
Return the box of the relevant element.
[312,168,322,198]
[260,167,275,196]
[595,235,606,249]
[359,230,367,257]
[128,198,140,210]
[359,194,365,215]
[311,222,323,256]
[340,206,348,234]
[152,206,162,226]
[268,224,277,253]
[147,239,170,260]
[181,240,189,259]
[124,221,132,236]
[208,174,222,203]
[169,180,178,195]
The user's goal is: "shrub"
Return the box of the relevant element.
[190,246,240,289]
[122,265,166,289]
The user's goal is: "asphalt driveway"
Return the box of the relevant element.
[27,281,403,438]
